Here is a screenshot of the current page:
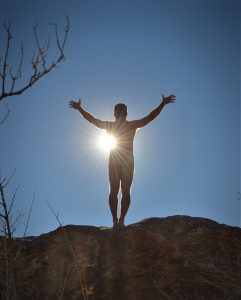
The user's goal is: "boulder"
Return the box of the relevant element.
[1,215,241,299]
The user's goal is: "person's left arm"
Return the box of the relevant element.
[130,94,176,129]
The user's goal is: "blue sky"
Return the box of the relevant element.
[0,0,240,236]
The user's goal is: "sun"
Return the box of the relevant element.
[98,132,116,152]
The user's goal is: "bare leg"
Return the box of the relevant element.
[108,161,120,227]
[109,188,119,226]
[119,191,131,225]
[119,169,133,225]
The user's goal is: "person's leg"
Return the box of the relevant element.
[109,186,119,226]
[119,163,134,226]
[108,161,120,227]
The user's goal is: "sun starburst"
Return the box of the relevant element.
[98,132,116,152]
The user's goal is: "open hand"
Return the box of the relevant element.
[68,100,81,110]
[162,94,176,105]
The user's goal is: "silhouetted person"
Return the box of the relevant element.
[69,94,176,227]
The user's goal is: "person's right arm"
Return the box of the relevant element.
[131,94,176,128]
[68,100,109,129]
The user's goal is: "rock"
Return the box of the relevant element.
[1,215,241,299]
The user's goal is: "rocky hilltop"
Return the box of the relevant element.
[1,215,241,299]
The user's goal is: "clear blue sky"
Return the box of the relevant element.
[0,0,240,236]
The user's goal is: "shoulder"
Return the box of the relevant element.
[127,120,141,130]
[104,121,115,132]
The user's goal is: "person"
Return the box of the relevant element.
[69,94,176,227]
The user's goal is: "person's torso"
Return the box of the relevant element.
[107,120,136,159]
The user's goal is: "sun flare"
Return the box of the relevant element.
[99,132,116,152]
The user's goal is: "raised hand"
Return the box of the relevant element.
[162,94,176,105]
[68,99,81,110]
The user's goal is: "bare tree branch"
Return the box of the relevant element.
[0,168,16,188]
[33,19,48,69]
[45,199,64,227]
[10,212,23,235]
[0,15,69,101]
[23,188,36,237]
[8,183,21,216]
[1,20,12,97]
[0,180,12,238]
[0,104,10,125]
[9,42,23,94]
[45,199,94,300]
[0,169,19,238]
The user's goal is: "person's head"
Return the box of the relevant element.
[114,103,128,120]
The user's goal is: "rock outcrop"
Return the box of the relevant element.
[1,215,241,299]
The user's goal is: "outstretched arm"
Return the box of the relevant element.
[68,100,108,129]
[132,94,176,128]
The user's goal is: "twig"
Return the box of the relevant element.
[10,43,23,93]
[0,168,16,188]
[14,188,36,261]
[0,105,10,125]
[23,187,36,237]
[58,261,71,300]
[0,181,12,238]
[0,16,70,101]
[1,20,12,97]
[8,183,21,216]
[45,199,93,300]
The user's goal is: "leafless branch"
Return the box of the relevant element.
[0,168,19,238]
[8,183,21,216]
[9,42,23,94]
[50,17,69,58]
[10,212,24,235]
[0,171,36,298]
[1,20,12,97]
[23,188,36,237]
[0,104,10,125]
[0,168,16,188]
[45,199,93,300]
[45,198,64,227]
[0,15,69,101]
[58,261,71,300]
[33,20,48,69]
[13,189,36,263]
[0,180,12,238]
